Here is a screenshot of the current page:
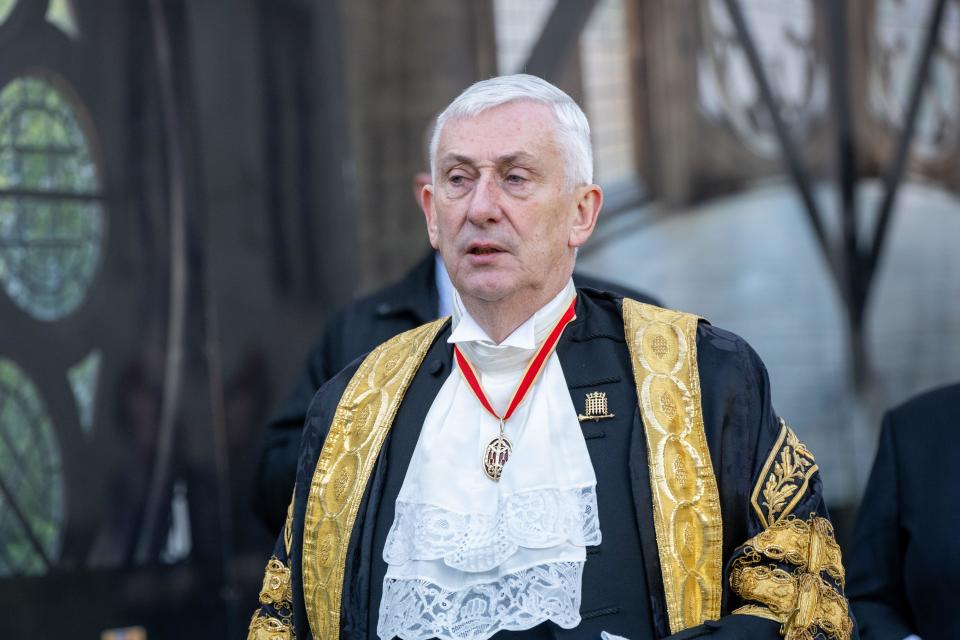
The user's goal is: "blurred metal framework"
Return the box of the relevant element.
[723,0,948,381]
[522,0,600,80]
[525,0,948,382]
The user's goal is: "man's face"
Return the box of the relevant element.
[422,101,601,308]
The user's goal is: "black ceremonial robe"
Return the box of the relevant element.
[248,290,855,640]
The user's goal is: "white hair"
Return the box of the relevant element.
[429,74,594,187]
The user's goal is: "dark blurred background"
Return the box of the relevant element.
[1,0,958,637]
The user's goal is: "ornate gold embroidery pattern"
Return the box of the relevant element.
[742,516,845,587]
[259,557,293,607]
[301,319,447,640]
[730,563,852,640]
[730,515,852,640]
[283,487,294,558]
[751,420,819,528]
[623,299,722,633]
[247,612,293,640]
[247,556,295,640]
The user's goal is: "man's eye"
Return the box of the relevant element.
[448,174,467,185]
[506,173,526,185]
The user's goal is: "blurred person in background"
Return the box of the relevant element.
[847,383,960,640]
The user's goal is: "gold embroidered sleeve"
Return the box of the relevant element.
[247,555,295,640]
[741,515,845,587]
[751,419,818,528]
[732,420,854,639]
[730,513,853,638]
[731,552,852,640]
[248,612,293,640]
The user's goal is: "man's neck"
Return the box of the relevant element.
[460,281,569,344]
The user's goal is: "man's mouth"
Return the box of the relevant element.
[469,247,502,255]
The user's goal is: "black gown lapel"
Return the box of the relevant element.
[553,291,666,638]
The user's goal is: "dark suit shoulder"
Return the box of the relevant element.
[317,276,419,340]
[885,382,960,436]
[572,271,661,307]
[342,251,435,319]
[573,284,663,320]
[571,286,627,338]
[317,255,437,375]
[333,272,420,319]
[694,322,768,393]
[691,321,783,471]
[880,382,960,487]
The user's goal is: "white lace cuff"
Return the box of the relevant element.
[384,486,601,572]
[378,561,584,640]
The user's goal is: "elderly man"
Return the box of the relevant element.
[248,75,854,640]
[252,151,659,535]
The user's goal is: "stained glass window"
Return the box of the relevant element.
[0,358,65,577]
[0,75,105,321]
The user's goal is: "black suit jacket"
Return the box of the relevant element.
[252,289,849,639]
[252,253,661,531]
[847,383,960,640]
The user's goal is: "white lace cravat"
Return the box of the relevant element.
[378,280,601,640]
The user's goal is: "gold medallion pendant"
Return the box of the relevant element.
[483,433,513,481]
[454,296,579,482]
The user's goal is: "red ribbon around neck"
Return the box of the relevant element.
[454,296,577,422]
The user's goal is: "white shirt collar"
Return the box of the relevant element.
[448,279,576,352]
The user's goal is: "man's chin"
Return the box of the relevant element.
[454,276,518,304]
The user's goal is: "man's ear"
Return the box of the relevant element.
[421,184,440,250]
[569,184,603,249]
[411,171,431,210]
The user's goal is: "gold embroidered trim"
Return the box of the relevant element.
[301,318,447,640]
[259,557,293,607]
[731,513,852,640]
[751,420,818,528]
[731,603,787,623]
[730,564,852,640]
[740,516,845,587]
[623,299,722,633]
[283,487,294,557]
[248,555,295,640]
[247,612,293,640]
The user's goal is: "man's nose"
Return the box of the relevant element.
[466,173,503,225]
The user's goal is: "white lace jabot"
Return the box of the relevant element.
[378,280,601,640]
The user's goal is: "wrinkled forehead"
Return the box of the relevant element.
[434,101,563,163]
